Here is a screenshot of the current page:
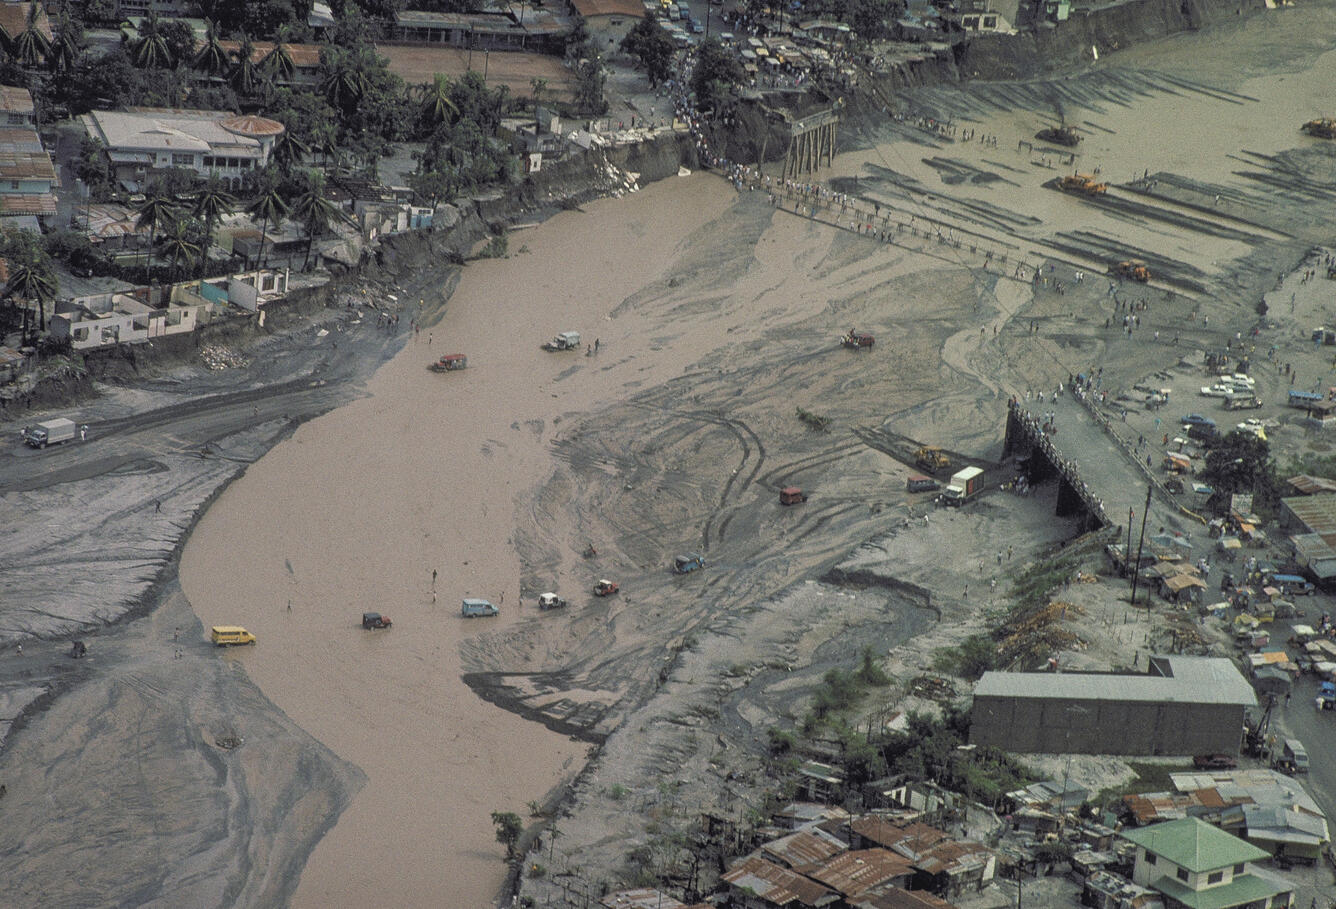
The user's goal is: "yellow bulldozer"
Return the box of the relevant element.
[1058,173,1108,196]
[1301,118,1336,139]
[1112,260,1151,283]
[915,446,950,474]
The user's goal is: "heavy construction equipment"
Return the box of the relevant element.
[1113,260,1151,282]
[1243,693,1275,757]
[1035,124,1080,146]
[1058,173,1107,195]
[914,446,950,474]
[1301,118,1336,138]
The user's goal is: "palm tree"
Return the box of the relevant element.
[245,181,289,271]
[418,73,458,129]
[133,192,179,273]
[261,26,296,85]
[47,9,82,75]
[14,3,51,68]
[4,262,58,343]
[229,34,259,98]
[320,45,369,115]
[269,129,310,175]
[529,76,548,134]
[310,123,341,176]
[160,214,201,284]
[131,9,172,69]
[290,170,341,271]
[192,176,236,268]
[193,19,229,79]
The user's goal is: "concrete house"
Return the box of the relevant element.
[1121,818,1294,909]
[81,109,284,192]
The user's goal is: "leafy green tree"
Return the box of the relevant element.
[444,71,507,135]
[1202,431,1278,512]
[490,811,524,860]
[245,175,290,270]
[159,19,198,67]
[574,54,606,115]
[265,87,339,149]
[620,16,675,88]
[410,117,514,204]
[691,39,744,112]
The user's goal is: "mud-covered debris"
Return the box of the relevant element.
[214,735,244,749]
[909,675,957,701]
[200,345,249,370]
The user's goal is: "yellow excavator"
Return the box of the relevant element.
[1058,173,1108,196]
[915,446,950,473]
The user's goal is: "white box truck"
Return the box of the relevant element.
[21,417,77,449]
[939,466,983,507]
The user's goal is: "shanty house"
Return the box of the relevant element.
[721,855,838,909]
[1121,818,1295,909]
[802,849,914,901]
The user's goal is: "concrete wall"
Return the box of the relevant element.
[970,693,1244,755]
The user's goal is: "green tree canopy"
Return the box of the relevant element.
[620,16,675,88]
[691,39,744,112]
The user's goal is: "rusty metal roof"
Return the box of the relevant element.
[722,855,837,907]
[0,85,33,116]
[761,828,847,869]
[802,849,913,896]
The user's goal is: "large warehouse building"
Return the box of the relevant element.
[969,656,1255,756]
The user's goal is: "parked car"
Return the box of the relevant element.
[1181,413,1216,428]
[1193,753,1238,769]
[1200,384,1233,398]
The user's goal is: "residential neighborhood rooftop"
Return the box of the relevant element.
[1121,817,1268,872]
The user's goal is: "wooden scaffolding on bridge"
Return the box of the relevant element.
[782,108,839,179]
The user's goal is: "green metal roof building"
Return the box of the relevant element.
[1122,818,1294,909]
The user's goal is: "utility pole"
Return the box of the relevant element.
[1125,508,1133,577]
[1129,484,1153,609]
